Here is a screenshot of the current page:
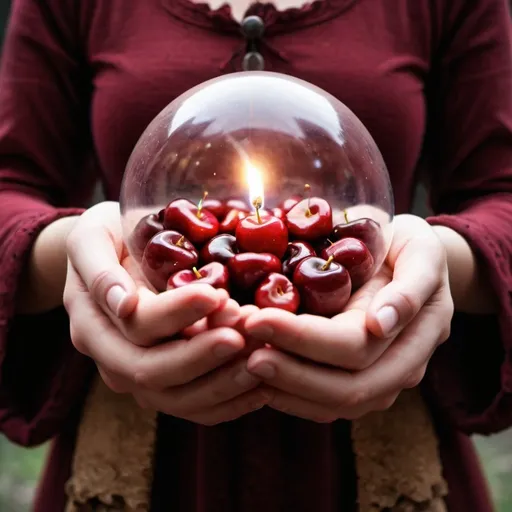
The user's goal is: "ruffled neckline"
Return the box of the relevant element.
[161,0,357,35]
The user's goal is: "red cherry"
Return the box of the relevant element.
[200,234,238,265]
[293,256,352,317]
[226,199,250,213]
[219,209,247,234]
[255,208,285,221]
[285,197,332,241]
[331,217,382,259]
[255,273,300,313]
[236,209,288,259]
[131,213,164,256]
[167,262,229,291]
[321,238,374,289]
[280,196,301,213]
[313,238,332,254]
[282,241,316,277]
[142,230,198,292]
[163,198,219,245]
[228,252,282,290]
[202,198,227,220]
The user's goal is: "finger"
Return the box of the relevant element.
[134,327,245,390]
[237,304,260,334]
[263,387,400,422]
[356,287,452,396]
[172,389,268,426]
[261,386,339,423]
[97,365,133,394]
[366,223,446,338]
[342,264,392,313]
[69,291,144,380]
[66,206,138,319]
[245,308,388,370]
[247,298,447,408]
[239,304,260,321]
[123,285,225,346]
[247,347,351,405]
[137,358,263,416]
[182,298,244,338]
[247,347,408,418]
[182,318,209,338]
[208,298,241,329]
[237,305,266,357]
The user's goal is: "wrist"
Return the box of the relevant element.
[16,215,80,315]
[432,225,498,314]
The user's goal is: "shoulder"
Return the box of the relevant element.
[424,0,511,63]
[7,0,88,53]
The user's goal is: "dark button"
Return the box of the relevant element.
[242,52,265,71]
[241,15,265,40]
[242,51,265,71]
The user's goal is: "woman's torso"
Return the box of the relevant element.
[87,0,430,214]
[39,1,491,510]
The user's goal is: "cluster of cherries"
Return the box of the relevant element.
[131,186,381,317]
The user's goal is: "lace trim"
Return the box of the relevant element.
[161,0,358,35]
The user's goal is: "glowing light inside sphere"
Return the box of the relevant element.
[245,162,265,210]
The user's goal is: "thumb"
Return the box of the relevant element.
[66,223,138,318]
[366,232,445,338]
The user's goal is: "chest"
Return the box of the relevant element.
[86,0,436,209]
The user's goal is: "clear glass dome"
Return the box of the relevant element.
[120,71,394,316]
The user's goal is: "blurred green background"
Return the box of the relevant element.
[0,1,511,511]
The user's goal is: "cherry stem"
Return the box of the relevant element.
[343,209,349,224]
[327,238,334,246]
[304,183,312,217]
[321,255,334,271]
[253,196,263,224]
[196,191,208,219]
[277,286,284,296]
[176,236,185,248]
[192,267,202,279]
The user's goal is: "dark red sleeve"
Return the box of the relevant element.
[0,0,97,446]
[422,0,512,434]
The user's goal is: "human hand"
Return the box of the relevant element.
[242,214,454,422]
[64,202,267,425]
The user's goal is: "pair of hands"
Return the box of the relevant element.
[63,202,454,425]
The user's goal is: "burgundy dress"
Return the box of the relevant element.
[0,0,511,510]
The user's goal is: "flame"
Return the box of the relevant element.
[245,162,265,210]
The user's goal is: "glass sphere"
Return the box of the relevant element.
[120,71,394,315]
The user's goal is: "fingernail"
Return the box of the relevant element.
[249,363,276,380]
[376,306,399,336]
[106,285,128,317]
[216,288,229,302]
[234,369,258,387]
[213,344,239,359]
[247,325,274,341]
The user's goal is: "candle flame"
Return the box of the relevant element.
[245,162,265,210]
